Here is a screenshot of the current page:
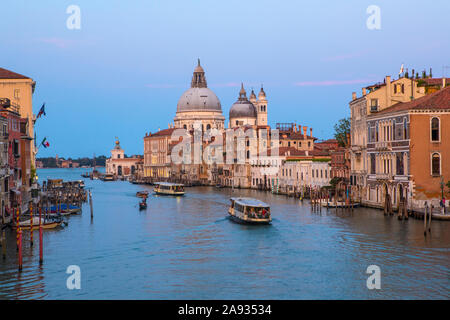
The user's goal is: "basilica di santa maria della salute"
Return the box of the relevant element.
[173,59,269,131]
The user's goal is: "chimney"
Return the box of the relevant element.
[362,88,366,96]
[298,125,302,134]
[294,123,297,132]
[352,92,357,100]
[385,76,391,106]
[310,128,312,137]
[303,126,308,139]
[430,68,432,78]
[443,77,446,88]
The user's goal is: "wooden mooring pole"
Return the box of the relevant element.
[428,205,432,233]
[18,228,23,271]
[30,202,33,247]
[39,206,43,265]
[16,207,19,250]
[2,229,6,260]
[89,191,93,218]
[424,202,428,236]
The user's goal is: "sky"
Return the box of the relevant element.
[1,0,449,158]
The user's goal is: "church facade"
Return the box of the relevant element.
[105,139,142,178]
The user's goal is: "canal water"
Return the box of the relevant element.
[0,168,448,299]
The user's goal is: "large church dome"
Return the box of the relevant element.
[177,87,222,112]
[176,59,222,113]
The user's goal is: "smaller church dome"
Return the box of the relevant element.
[229,101,257,118]
[229,84,257,119]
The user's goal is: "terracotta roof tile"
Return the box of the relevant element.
[0,67,30,79]
[146,128,177,137]
[373,86,450,115]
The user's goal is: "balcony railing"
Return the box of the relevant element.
[375,141,392,151]
[376,173,393,180]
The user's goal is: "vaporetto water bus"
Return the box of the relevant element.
[153,182,185,196]
[228,197,271,224]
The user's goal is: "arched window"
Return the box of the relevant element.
[431,117,440,142]
[431,153,440,176]
[183,124,187,129]
[206,124,211,130]
[403,118,408,139]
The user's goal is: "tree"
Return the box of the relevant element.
[334,118,351,147]
[447,181,450,194]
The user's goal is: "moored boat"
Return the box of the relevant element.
[13,217,63,230]
[48,204,82,215]
[228,197,271,224]
[153,182,185,196]
[320,200,360,208]
[100,173,116,181]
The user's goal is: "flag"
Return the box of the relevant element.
[399,64,404,76]
[40,137,50,148]
[37,103,46,119]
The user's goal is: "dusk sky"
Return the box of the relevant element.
[1,0,449,158]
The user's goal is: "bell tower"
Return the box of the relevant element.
[256,85,268,126]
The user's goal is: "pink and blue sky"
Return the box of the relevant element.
[1,0,449,157]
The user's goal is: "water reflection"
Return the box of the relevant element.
[0,168,448,299]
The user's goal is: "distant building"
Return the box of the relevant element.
[105,138,141,177]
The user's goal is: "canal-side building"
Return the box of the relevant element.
[349,71,448,206]
[365,84,450,211]
[0,98,24,211]
[250,145,332,193]
[143,128,176,180]
[0,68,36,169]
[105,138,142,178]
[0,107,8,224]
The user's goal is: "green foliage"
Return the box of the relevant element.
[329,177,343,188]
[36,156,107,168]
[333,118,350,147]
[447,181,450,193]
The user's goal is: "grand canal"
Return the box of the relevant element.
[0,168,448,299]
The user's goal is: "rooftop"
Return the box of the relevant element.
[0,67,30,79]
[231,197,269,207]
[373,86,450,115]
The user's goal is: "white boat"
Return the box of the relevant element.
[320,200,360,208]
[228,197,271,224]
[153,182,185,196]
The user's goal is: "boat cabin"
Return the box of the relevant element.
[229,197,271,224]
[154,182,185,195]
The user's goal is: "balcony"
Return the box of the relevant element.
[376,173,393,181]
[375,141,392,151]
[351,145,363,153]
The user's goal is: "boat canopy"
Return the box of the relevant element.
[231,197,269,208]
[155,182,184,187]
